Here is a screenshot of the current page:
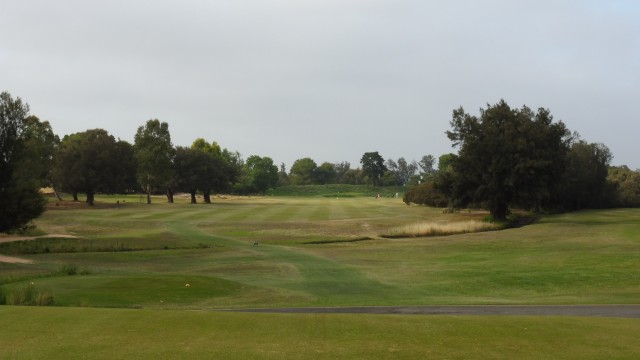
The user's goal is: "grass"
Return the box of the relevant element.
[1,196,639,357]
[1,306,639,360]
[382,219,500,238]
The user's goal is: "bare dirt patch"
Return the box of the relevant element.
[0,254,33,264]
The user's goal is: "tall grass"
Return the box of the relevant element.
[382,220,500,238]
[4,284,54,306]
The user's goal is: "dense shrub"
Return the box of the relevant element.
[403,182,448,207]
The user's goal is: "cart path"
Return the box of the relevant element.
[229,304,640,318]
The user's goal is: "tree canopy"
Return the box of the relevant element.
[134,119,175,204]
[0,92,47,232]
[445,100,569,220]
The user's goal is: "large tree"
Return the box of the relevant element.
[244,155,278,194]
[290,157,317,185]
[446,100,569,220]
[0,92,47,232]
[134,119,175,204]
[53,129,133,205]
[360,151,387,186]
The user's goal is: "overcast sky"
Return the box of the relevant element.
[2,0,639,169]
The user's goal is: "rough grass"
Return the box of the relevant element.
[383,220,500,238]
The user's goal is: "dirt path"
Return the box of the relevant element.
[230,305,640,318]
[0,254,33,264]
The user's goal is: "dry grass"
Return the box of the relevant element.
[382,220,500,238]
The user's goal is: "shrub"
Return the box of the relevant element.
[403,182,448,207]
[7,284,54,306]
[59,263,78,275]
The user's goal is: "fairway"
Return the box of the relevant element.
[1,196,640,358]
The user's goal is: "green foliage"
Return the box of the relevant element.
[290,157,317,185]
[4,284,54,306]
[53,129,135,205]
[360,151,387,186]
[446,100,570,220]
[242,155,278,194]
[608,166,640,207]
[133,119,175,203]
[0,92,47,232]
[403,181,448,207]
[551,139,614,210]
[266,184,406,197]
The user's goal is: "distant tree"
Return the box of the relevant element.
[290,157,318,185]
[342,168,364,185]
[190,139,229,203]
[277,163,290,186]
[403,181,448,207]
[360,152,387,186]
[244,155,278,194]
[134,119,175,204]
[14,116,59,190]
[333,161,351,184]
[174,146,203,203]
[315,162,336,185]
[53,129,130,205]
[437,153,456,172]
[446,100,569,220]
[0,92,47,232]
[553,140,614,210]
[608,166,640,207]
[419,155,436,181]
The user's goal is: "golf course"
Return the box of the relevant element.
[1,194,639,359]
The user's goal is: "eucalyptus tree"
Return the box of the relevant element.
[134,119,175,203]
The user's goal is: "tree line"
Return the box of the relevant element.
[3,92,639,231]
[403,100,640,220]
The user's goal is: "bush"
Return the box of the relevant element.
[59,263,78,275]
[403,182,448,207]
[6,284,54,306]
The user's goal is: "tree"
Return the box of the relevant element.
[190,139,229,203]
[174,146,204,203]
[290,157,317,185]
[244,155,278,194]
[134,119,175,204]
[553,140,614,210]
[277,163,290,186]
[314,162,336,185]
[333,161,351,184]
[446,100,569,220]
[53,129,131,205]
[419,155,436,181]
[386,157,417,186]
[0,92,47,232]
[608,166,640,207]
[360,152,387,186]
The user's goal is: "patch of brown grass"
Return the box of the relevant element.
[382,220,499,238]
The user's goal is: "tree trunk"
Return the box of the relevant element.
[146,184,151,204]
[190,189,197,204]
[490,202,509,221]
[204,191,211,204]
[72,191,79,201]
[166,189,174,203]
[86,191,95,206]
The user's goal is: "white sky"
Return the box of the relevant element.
[2,0,639,169]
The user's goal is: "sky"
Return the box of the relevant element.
[2,0,639,170]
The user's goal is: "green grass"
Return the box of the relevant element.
[1,198,639,308]
[2,197,640,358]
[1,306,639,360]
